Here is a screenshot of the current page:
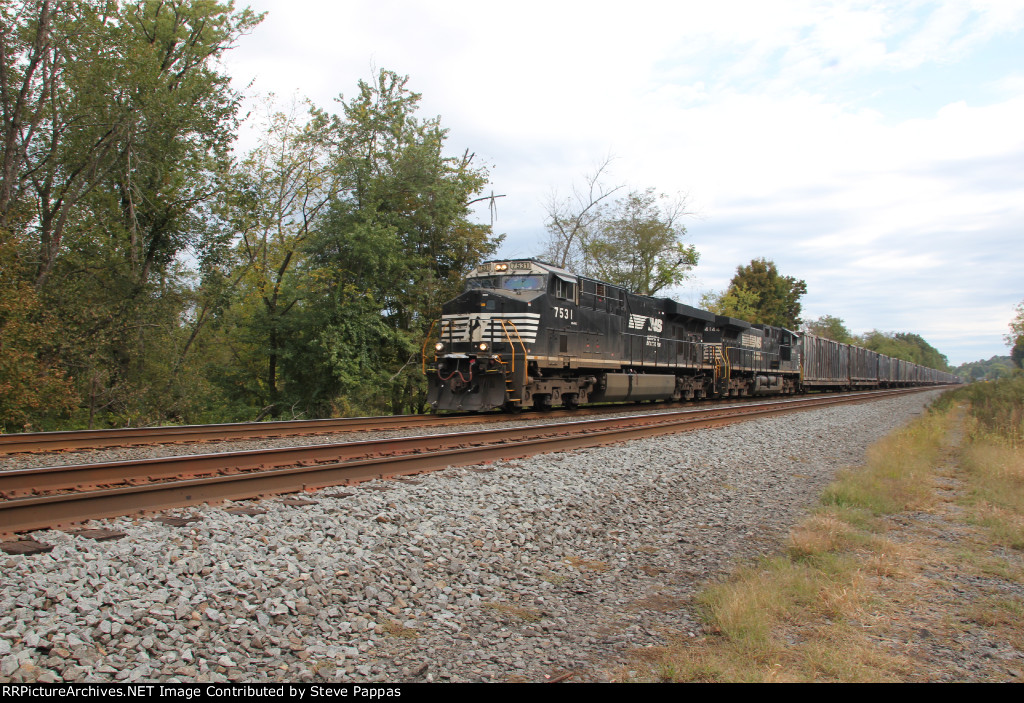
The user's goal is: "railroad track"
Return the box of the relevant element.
[0,403,715,455]
[0,387,953,455]
[0,413,492,454]
[0,387,940,538]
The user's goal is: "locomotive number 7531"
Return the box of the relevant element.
[554,306,574,321]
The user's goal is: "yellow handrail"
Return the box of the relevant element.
[711,344,730,387]
[497,319,528,374]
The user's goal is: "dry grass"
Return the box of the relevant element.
[564,556,610,572]
[626,394,1024,683]
[482,602,543,622]
[382,620,420,639]
[960,439,1024,549]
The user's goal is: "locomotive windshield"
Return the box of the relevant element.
[465,274,547,291]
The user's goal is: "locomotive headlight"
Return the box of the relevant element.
[493,263,508,271]
[477,342,490,352]
[434,342,445,352]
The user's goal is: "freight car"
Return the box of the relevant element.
[422,259,958,412]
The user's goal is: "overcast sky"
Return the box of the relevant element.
[222,0,1024,366]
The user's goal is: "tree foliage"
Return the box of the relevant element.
[859,330,950,371]
[0,0,264,428]
[1,0,262,286]
[705,258,807,328]
[541,163,696,295]
[585,188,698,295]
[298,70,498,416]
[955,356,1016,382]
[203,71,499,420]
[221,99,338,417]
[802,315,855,344]
[0,230,76,430]
[1007,300,1024,369]
[542,159,621,272]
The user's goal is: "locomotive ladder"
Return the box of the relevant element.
[711,344,730,395]
[496,319,528,402]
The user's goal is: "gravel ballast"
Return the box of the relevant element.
[1,391,942,683]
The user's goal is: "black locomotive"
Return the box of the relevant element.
[422,259,958,412]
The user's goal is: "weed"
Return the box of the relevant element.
[482,602,542,622]
[382,620,420,639]
[565,556,610,572]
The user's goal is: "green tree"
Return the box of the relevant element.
[583,188,698,296]
[1007,300,1024,369]
[859,330,950,370]
[803,315,855,344]
[540,164,696,295]
[701,283,759,321]
[955,356,1015,382]
[0,0,262,427]
[0,0,261,288]
[0,229,76,430]
[541,158,621,272]
[301,70,499,415]
[223,99,338,418]
[705,258,807,327]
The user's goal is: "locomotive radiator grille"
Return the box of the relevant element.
[439,313,541,344]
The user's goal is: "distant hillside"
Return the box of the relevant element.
[955,356,1016,381]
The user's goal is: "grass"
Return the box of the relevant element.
[960,440,1024,549]
[564,556,610,572]
[627,377,1024,683]
[382,620,420,639]
[482,602,543,622]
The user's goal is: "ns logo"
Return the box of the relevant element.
[628,314,663,333]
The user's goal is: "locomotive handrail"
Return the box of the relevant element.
[713,344,730,390]
[497,318,528,374]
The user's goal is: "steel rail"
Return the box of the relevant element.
[0,414,488,454]
[0,402,702,454]
[0,387,939,536]
[0,385,956,455]
[0,388,930,499]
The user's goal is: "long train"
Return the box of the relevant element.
[422,259,959,412]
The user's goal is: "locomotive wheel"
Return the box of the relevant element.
[562,393,579,410]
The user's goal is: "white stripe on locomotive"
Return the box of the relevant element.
[439,313,541,344]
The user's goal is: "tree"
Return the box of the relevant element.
[0,0,263,427]
[0,228,76,430]
[705,258,807,328]
[701,284,759,321]
[0,0,262,288]
[223,98,338,418]
[540,164,697,295]
[802,315,855,344]
[1007,299,1024,369]
[955,356,1015,381]
[584,188,698,296]
[541,158,620,271]
[295,70,500,416]
[860,330,950,370]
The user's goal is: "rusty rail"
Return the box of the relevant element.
[0,387,943,536]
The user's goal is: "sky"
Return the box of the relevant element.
[222,0,1024,366]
